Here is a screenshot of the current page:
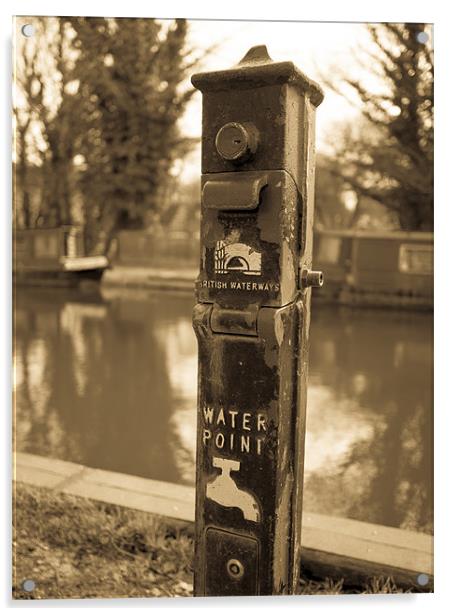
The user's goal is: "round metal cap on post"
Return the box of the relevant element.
[215,122,259,164]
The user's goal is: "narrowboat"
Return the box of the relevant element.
[14,226,109,287]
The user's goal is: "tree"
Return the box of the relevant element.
[324,23,433,231]
[14,17,205,252]
[315,154,354,229]
[69,17,199,253]
[37,19,79,228]
[13,37,38,228]
[14,17,79,228]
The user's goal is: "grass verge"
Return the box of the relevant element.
[13,483,415,599]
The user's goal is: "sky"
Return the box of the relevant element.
[13,18,433,180]
[178,19,375,180]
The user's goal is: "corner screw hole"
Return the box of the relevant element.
[416,31,429,44]
[22,579,35,592]
[417,573,429,586]
[21,24,34,38]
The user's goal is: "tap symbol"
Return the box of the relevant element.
[206,457,260,523]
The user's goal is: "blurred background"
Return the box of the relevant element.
[13,18,433,534]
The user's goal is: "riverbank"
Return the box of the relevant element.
[102,265,196,291]
[13,453,433,596]
[13,483,419,599]
[100,227,433,310]
[101,264,433,310]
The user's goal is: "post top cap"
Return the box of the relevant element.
[192,44,324,107]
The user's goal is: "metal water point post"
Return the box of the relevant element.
[192,45,324,596]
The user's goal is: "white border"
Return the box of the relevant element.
[2,1,450,614]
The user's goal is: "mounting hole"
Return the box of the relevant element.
[417,573,429,586]
[21,24,34,38]
[416,31,429,44]
[22,579,35,592]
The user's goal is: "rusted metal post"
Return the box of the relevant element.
[192,45,323,596]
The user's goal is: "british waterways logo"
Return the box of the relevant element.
[214,240,262,276]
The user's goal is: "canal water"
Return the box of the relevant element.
[13,286,433,534]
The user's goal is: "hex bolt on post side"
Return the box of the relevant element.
[301,269,324,289]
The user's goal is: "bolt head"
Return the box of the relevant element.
[301,269,324,289]
[215,122,258,164]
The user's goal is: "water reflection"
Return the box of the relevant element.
[305,307,433,533]
[13,288,433,533]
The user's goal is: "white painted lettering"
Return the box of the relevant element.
[215,433,225,449]
[242,413,251,431]
[257,413,267,432]
[256,437,264,455]
[240,435,250,453]
[203,407,214,424]
[228,410,238,428]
